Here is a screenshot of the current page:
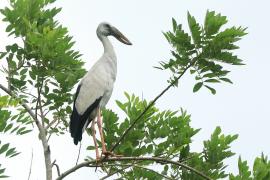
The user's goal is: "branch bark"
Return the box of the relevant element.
[52,160,61,177]
[0,84,52,180]
[56,156,212,180]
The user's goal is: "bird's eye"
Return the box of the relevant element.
[105,24,110,29]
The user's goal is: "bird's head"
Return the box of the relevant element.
[97,22,132,45]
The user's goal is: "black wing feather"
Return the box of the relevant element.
[69,85,102,145]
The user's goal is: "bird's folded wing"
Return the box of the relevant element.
[75,72,108,115]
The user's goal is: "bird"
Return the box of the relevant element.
[69,22,132,159]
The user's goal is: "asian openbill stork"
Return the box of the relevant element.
[69,22,132,159]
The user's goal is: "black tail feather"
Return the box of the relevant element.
[69,96,102,145]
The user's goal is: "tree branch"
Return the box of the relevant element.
[45,118,58,130]
[56,156,212,180]
[52,160,61,177]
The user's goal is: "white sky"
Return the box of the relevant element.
[1,0,270,179]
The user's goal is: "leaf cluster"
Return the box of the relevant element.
[230,154,270,180]
[0,141,20,178]
[86,93,238,179]
[0,0,86,133]
[159,11,247,94]
[0,95,32,135]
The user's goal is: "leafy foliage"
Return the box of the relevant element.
[0,164,8,179]
[0,141,19,158]
[0,97,32,135]
[230,157,252,180]
[86,93,238,179]
[0,0,85,178]
[230,154,270,180]
[0,0,86,133]
[0,141,20,178]
[159,11,247,94]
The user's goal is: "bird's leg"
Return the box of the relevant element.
[91,119,100,160]
[97,108,107,154]
[96,108,114,157]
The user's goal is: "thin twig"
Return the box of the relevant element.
[52,160,61,177]
[37,77,45,127]
[45,118,58,131]
[7,60,11,91]
[56,156,211,180]
[21,91,37,99]
[35,88,40,121]
[47,120,60,142]
[27,149,34,180]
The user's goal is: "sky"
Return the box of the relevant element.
[1,0,270,179]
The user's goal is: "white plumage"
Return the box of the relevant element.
[69,22,131,158]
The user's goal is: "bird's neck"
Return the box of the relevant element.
[99,35,116,60]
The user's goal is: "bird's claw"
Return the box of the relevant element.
[95,155,101,163]
[102,151,123,157]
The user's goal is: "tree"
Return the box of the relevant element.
[0,0,269,180]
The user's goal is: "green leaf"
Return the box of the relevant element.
[0,52,7,59]
[86,146,96,151]
[187,11,202,45]
[204,10,227,36]
[172,18,177,32]
[205,85,216,94]
[0,144,9,154]
[215,26,247,46]
[220,78,233,84]
[5,24,13,32]
[205,79,220,83]
[5,148,16,158]
[214,52,244,65]
[193,82,203,92]
[20,68,27,75]
[0,175,9,178]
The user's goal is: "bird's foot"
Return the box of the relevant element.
[95,153,101,163]
[102,151,123,158]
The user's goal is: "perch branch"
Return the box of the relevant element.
[56,156,211,180]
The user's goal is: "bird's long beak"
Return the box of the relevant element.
[111,27,132,45]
